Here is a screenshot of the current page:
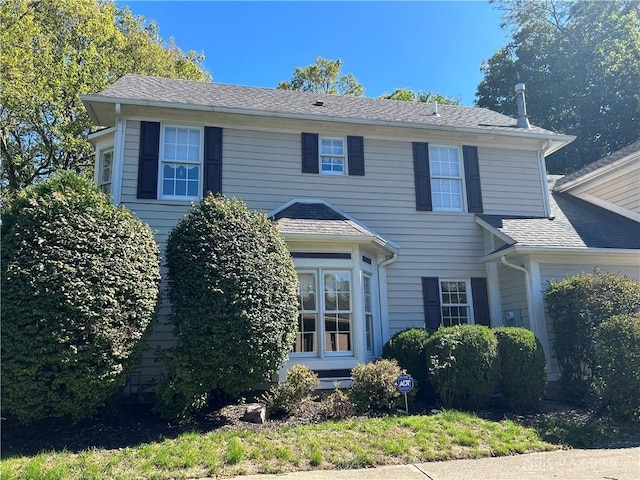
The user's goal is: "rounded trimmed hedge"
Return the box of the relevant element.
[495,327,546,412]
[1,171,160,423]
[425,325,499,410]
[382,327,432,399]
[157,194,298,418]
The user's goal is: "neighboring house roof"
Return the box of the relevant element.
[478,176,640,253]
[554,139,640,190]
[81,74,573,153]
[270,200,399,253]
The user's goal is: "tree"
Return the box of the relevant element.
[0,0,210,197]
[277,56,364,96]
[156,195,298,419]
[380,88,460,105]
[476,1,640,173]
[1,171,160,423]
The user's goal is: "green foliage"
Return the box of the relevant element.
[349,359,402,413]
[1,171,160,423]
[495,327,546,412]
[156,195,298,418]
[379,88,461,105]
[426,325,500,410]
[319,388,354,420]
[592,313,640,422]
[0,0,210,196]
[277,56,364,96]
[262,364,320,418]
[476,0,640,173]
[382,328,433,400]
[545,271,640,402]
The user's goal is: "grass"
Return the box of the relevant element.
[0,410,558,480]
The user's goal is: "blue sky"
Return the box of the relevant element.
[122,1,509,106]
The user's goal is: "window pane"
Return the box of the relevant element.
[187,180,198,197]
[175,179,186,196]
[165,127,176,144]
[176,144,189,161]
[176,128,188,144]
[164,164,175,178]
[294,314,317,353]
[187,166,199,180]
[163,179,174,196]
[298,273,317,311]
[188,129,200,145]
[176,165,187,179]
[324,313,351,352]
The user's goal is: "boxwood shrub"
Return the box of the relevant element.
[1,171,160,423]
[495,327,546,412]
[156,195,298,418]
[382,327,432,400]
[425,325,499,410]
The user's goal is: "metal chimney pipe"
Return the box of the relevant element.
[515,83,531,129]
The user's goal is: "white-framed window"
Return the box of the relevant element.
[440,280,471,326]
[320,137,345,175]
[159,125,202,199]
[363,274,374,354]
[430,145,464,212]
[293,269,353,356]
[99,149,114,195]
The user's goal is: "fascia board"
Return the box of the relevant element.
[475,216,516,245]
[482,245,639,262]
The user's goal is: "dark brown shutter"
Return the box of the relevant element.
[203,126,222,195]
[347,135,365,176]
[422,277,441,329]
[137,121,160,199]
[413,142,432,211]
[301,133,319,173]
[471,277,491,327]
[463,145,483,213]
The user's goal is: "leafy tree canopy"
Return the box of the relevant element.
[277,56,364,96]
[476,0,640,173]
[380,88,460,105]
[0,0,210,196]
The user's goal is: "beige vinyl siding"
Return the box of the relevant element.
[479,146,546,217]
[496,262,529,329]
[117,120,546,385]
[581,171,640,214]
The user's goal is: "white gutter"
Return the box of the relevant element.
[500,256,552,370]
[377,252,398,350]
[482,245,639,263]
[112,104,125,205]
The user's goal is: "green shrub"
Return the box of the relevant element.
[592,313,640,422]
[545,271,640,402]
[349,359,402,413]
[156,195,298,418]
[425,325,500,410]
[382,328,432,400]
[319,388,354,420]
[1,171,160,423]
[262,364,319,418]
[495,327,546,412]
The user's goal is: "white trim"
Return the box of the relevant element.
[475,216,516,245]
[319,136,346,176]
[377,252,397,348]
[538,140,553,217]
[438,278,474,326]
[157,124,203,201]
[571,192,640,222]
[554,152,640,193]
[429,144,465,213]
[482,245,639,263]
[483,230,503,327]
[87,126,116,143]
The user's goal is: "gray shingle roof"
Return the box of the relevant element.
[554,139,640,189]
[89,74,559,135]
[479,177,640,250]
[272,202,375,237]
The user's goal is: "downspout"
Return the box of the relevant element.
[500,256,552,370]
[377,252,398,354]
[538,139,553,218]
[112,103,125,205]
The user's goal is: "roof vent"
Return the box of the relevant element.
[432,102,440,117]
[515,83,531,129]
[313,100,324,107]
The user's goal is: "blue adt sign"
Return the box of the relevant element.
[396,374,414,393]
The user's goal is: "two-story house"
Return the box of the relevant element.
[81,75,638,390]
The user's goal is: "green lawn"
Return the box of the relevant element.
[1,410,557,480]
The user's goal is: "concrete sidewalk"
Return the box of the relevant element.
[230,447,640,480]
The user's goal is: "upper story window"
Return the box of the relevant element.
[440,280,470,326]
[99,149,113,195]
[320,137,345,175]
[430,145,463,212]
[160,126,202,199]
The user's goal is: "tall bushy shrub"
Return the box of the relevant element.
[382,328,432,400]
[592,313,640,422]
[545,271,640,402]
[349,359,402,413]
[425,325,499,410]
[262,364,319,418]
[157,195,298,418]
[495,327,546,412]
[1,171,160,423]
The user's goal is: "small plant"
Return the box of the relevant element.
[592,313,640,422]
[319,386,354,420]
[382,328,432,400]
[262,364,319,417]
[425,325,500,410]
[349,359,402,413]
[495,327,546,412]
